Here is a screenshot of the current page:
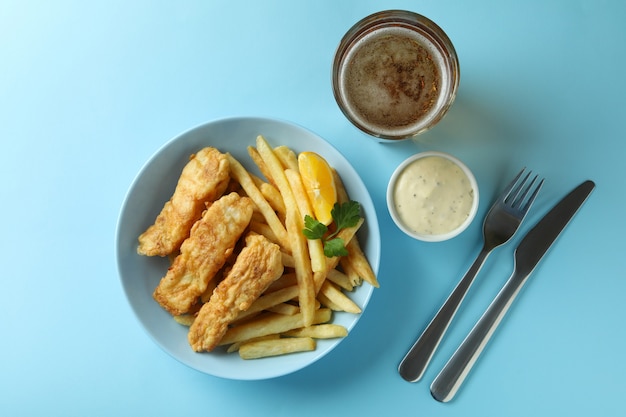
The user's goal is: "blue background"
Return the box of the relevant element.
[1,0,624,415]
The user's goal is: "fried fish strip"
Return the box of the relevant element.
[153,192,254,315]
[138,147,230,257]
[188,234,284,352]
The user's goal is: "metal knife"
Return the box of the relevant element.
[430,180,595,402]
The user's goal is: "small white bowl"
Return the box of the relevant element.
[386,151,479,242]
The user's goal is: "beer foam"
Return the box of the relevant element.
[338,26,451,137]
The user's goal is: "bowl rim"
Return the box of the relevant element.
[386,150,479,242]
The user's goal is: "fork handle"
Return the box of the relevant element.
[398,247,491,382]
[430,269,530,402]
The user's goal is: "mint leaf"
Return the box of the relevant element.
[303,215,327,240]
[324,238,349,257]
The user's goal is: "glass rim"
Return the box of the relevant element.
[332,10,460,141]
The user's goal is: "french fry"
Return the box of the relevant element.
[249,221,280,245]
[339,257,363,288]
[281,252,295,268]
[313,218,364,292]
[333,168,350,204]
[219,308,332,346]
[239,337,316,359]
[227,153,291,252]
[247,146,274,185]
[327,268,355,291]
[344,238,379,287]
[319,280,362,314]
[250,173,265,188]
[235,285,300,321]
[173,314,195,327]
[284,168,326,273]
[265,273,298,293]
[283,323,348,339]
[228,310,267,326]
[274,145,299,171]
[317,293,343,311]
[259,182,286,216]
[250,210,266,223]
[256,135,316,327]
[333,169,379,287]
[267,303,300,315]
[226,334,280,353]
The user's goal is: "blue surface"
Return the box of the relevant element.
[1,1,624,416]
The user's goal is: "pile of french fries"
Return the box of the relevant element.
[173,135,378,359]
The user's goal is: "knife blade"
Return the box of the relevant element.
[430,180,595,402]
[512,179,595,278]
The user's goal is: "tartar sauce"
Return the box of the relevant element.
[393,155,474,235]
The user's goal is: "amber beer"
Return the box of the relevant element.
[332,11,459,141]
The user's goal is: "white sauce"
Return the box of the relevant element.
[393,156,474,235]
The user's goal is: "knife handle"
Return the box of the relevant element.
[430,270,530,402]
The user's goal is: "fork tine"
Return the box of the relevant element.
[519,178,544,213]
[500,168,527,202]
[503,169,531,204]
[511,174,538,209]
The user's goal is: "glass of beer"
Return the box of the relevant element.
[332,10,460,141]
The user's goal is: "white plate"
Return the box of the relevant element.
[115,117,380,380]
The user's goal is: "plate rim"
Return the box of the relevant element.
[115,116,380,380]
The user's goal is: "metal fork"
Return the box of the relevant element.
[398,168,543,382]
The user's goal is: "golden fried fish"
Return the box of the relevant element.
[153,192,254,316]
[188,233,284,352]
[138,147,230,257]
